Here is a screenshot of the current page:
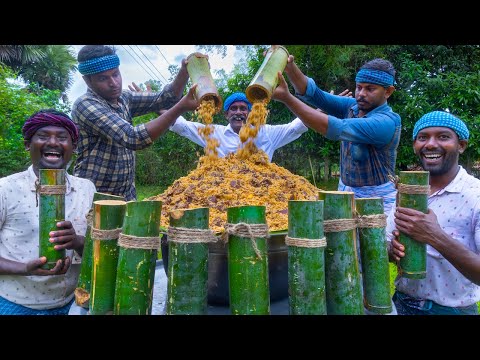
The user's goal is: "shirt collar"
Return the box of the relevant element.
[223,124,239,136]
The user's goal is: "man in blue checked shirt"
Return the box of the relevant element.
[72,45,199,201]
[272,57,401,217]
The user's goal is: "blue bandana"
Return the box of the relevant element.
[223,92,252,111]
[78,54,120,75]
[355,69,395,87]
[413,111,469,140]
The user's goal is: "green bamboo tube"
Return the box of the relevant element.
[38,169,66,270]
[227,205,270,315]
[319,190,363,315]
[166,207,210,315]
[356,198,392,314]
[89,199,126,315]
[186,52,222,113]
[75,192,124,309]
[398,171,429,279]
[246,45,289,103]
[114,200,162,315]
[287,200,327,315]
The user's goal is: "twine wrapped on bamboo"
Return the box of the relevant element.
[113,200,162,315]
[75,192,124,309]
[38,169,66,270]
[225,205,270,315]
[356,198,392,314]
[89,199,126,315]
[319,190,363,315]
[396,171,430,279]
[166,207,216,315]
[287,200,327,315]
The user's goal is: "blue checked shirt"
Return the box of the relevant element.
[298,77,401,187]
[72,85,180,200]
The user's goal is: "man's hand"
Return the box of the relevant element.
[49,221,83,253]
[25,256,71,276]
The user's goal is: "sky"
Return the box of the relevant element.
[67,45,245,104]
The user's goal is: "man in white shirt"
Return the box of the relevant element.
[170,92,308,162]
[388,111,480,315]
[0,109,96,315]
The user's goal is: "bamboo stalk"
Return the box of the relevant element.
[114,200,162,315]
[89,199,126,315]
[398,171,429,279]
[75,192,124,309]
[227,205,270,315]
[166,207,210,315]
[288,200,326,315]
[246,45,289,103]
[186,52,222,112]
[38,169,65,270]
[356,197,392,314]
[319,190,363,315]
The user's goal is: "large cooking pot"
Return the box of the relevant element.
[160,231,288,305]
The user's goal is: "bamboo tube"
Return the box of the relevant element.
[246,45,289,103]
[319,190,363,315]
[398,171,429,279]
[356,198,392,314]
[186,52,222,113]
[89,199,126,315]
[287,200,327,315]
[38,169,66,270]
[227,205,270,315]
[114,200,162,315]
[75,192,124,309]
[166,207,210,315]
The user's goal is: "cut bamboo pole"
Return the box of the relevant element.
[398,171,429,279]
[319,190,363,315]
[38,169,66,270]
[186,52,222,113]
[356,197,392,314]
[246,45,289,103]
[166,207,211,315]
[89,199,126,315]
[287,200,327,315]
[114,200,162,315]
[75,192,124,309]
[227,205,270,315]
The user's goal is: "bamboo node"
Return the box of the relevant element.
[285,236,326,248]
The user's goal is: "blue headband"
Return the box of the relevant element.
[78,54,120,75]
[413,111,469,140]
[223,92,252,111]
[355,69,395,87]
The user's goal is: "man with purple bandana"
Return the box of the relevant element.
[388,111,480,315]
[72,45,200,201]
[0,109,96,315]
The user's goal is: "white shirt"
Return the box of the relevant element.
[170,116,308,162]
[0,166,96,309]
[386,166,480,307]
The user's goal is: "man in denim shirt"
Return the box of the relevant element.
[272,57,400,216]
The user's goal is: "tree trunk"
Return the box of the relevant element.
[114,200,162,315]
[166,207,210,315]
[288,200,326,315]
[356,197,392,314]
[75,192,124,309]
[38,169,65,269]
[319,190,363,315]
[398,171,429,279]
[228,205,270,315]
[89,199,126,315]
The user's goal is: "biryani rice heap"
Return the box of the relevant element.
[149,99,319,233]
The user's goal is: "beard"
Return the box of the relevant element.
[420,152,459,176]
